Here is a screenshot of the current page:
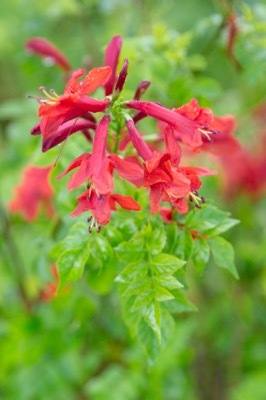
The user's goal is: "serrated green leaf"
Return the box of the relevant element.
[58,248,89,290]
[146,226,166,256]
[131,290,153,312]
[173,229,194,260]
[120,295,141,335]
[122,278,151,298]
[204,218,239,236]
[192,237,210,275]
[138,319,160,362]
[154,286,175,302]
[115,262,148,283]
[91,236,114,265]
[164,222,178,253]
[115,241,144,263]
[143,302,161,342]
[164,290,197,313]
[185,205,230,234]
[154,275,183,290]
[138,310,175,364]
[50,222,89,259]
[209,237,239,279]
[152,253,186,275]
[104,226,123,246]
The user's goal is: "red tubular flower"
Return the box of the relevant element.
[71,189,141,227]
[25,37,72,72]
[134,81,151,100]
[104,35,122,95]
[126,119,216,215]
[200,114,241,156]
[9,165,55,221]
[126,119,153,160]
[57,115,114,194]
[109,154,144,188]
[115,59,129,93]
[126,100,204,150]
[31,119,96,152]
[37,67,111,137]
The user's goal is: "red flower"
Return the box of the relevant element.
[26,37,72,72]
[219,140,266,200]
[104,35,123,95]
[37,67,111,138]
[31,119,96,152]
[200,114,241,157]
[125,118,216,215]
[126,100,208,150]
[9,165,55,221]
[109,154,144,188]
[57,115,114,194]
[71,189,141,227]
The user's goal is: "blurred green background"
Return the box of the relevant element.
[1,0,266,399]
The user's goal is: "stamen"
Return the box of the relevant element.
[165,189,181,200]
[39,86,59,102]
[198,127,213,142]
[50,89,60,98]
[87,216,101,234]
[188,191,206,208]
[188,191,202,206]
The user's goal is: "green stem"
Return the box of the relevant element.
[0,202,33,312]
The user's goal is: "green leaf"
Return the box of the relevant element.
[50,222,89,258]
[202,218,239,236]
[138,309,175,364]
[115,262,148,283]
[58,248,89,291]
[51,222,91,289]
[115,241,144,263]
[91,236,114,265]
[154,275,183,290]
[121,278,151,298]
[138,318,160,362]
[146,226,166,256]
[154,286,175,302]
[131,290,153,312]
[164,290,197,313]
[192,237,210,275]
[143,302,161,342]
[208,237,239,279]
[185,205,231,234]
[172,229,194,260]
[152,253,186,275]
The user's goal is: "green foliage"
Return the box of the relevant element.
[1,1,266,399]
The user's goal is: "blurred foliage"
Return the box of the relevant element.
[1,0,266,399]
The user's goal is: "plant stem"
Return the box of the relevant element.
[0,202,32,312]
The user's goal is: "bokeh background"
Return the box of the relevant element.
[1,0,266,399]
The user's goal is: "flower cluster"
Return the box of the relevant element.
[9,165,55,221]
[27,35,240,231]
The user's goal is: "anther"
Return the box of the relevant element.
[50,89,59,98]
[201,196,206,203]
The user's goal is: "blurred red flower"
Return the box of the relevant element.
[9,165,55,221]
